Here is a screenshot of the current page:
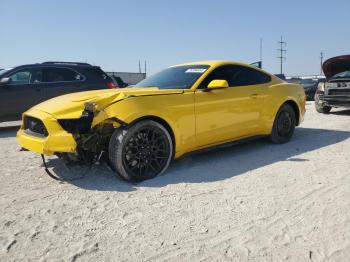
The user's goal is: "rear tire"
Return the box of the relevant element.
[108,120,173,182]
[270,103,296,144]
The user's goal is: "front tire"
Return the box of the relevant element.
[315,102,331,113]
[108,120,173,182]
[270,104,296,144]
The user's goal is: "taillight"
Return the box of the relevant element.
[106,81,118,89]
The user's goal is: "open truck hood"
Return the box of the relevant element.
[323,55,350,79]
[30,87,184,119]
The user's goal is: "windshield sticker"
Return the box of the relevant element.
[185,68,207,73]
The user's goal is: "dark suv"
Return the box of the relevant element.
[0,62,117,121]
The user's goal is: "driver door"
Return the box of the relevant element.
[194,65,268,148]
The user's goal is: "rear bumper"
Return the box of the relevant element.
[16,109,77,155]
[317,94,350,107]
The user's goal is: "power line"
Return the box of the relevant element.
[277,36,286,75]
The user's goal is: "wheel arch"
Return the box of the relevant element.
[283,100,300,126]
[128,115,176,152]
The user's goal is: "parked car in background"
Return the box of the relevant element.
[286,77,302,84]
[0,62,117,122]
[300,79,318,100]
[274,74,286,80]
[107,72,146,87]
[315,55,350,113]
[110,75,128,88]
[286,78,318,101]
[17,60,305,182]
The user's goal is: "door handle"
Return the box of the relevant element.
[250,93,258,98]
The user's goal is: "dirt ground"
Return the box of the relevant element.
[0,102,349,262]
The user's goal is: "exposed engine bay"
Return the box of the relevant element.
[315,55,350,111]
[56,109,117,165]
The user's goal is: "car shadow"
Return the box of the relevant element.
[45,127,350,192]
[330,109,350,116]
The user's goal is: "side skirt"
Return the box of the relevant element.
[179,135,267,159]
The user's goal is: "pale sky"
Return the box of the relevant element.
[1,0,349,76]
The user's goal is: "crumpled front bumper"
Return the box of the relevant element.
[16,109,77,155]
[317,93,350,107]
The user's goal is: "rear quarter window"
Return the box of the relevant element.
[82,67,109,82]
[233,67,271,86]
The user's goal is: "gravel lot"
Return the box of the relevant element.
[1,102,350,262]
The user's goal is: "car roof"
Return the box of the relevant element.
[10,62,101,70]
[173,60,279,80]
[174,60,242,67]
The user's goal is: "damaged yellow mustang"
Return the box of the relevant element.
[17,61,306,182]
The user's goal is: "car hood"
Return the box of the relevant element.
[323,55,350,79]
[30,87,184,119]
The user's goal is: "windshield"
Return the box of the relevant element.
[134,65,209,89]
[331,70,350,79]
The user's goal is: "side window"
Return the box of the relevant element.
[232,66,271,86]
[200,65,239,88]
[8,70,32,84]
[43,68,83,82]
[30,68,43,83]
[200,65,271,88]
[83,68,108,81]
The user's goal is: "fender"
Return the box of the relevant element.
[91,93,196,158]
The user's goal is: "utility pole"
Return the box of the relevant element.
[277,36,287,75]
[144,60,147,75]
[320,52,324,75]
[260,38,263,68]
[138,60,141,73]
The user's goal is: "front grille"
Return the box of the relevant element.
[328,89,350,96]
[23,116,48,137]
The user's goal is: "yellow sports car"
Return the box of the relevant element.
[17,61,306,182]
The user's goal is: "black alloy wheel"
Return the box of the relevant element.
[109,120,173,182]
[270,103,296,144]
[122,126,171,178]
[276,111,293,137]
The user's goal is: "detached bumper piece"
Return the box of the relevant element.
[41,154,65,182]
[58,109,94,134]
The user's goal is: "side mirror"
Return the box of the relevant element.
[206,79,229,90]
[0,77,11,86]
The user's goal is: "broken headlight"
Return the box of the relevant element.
[58,108,94,134]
